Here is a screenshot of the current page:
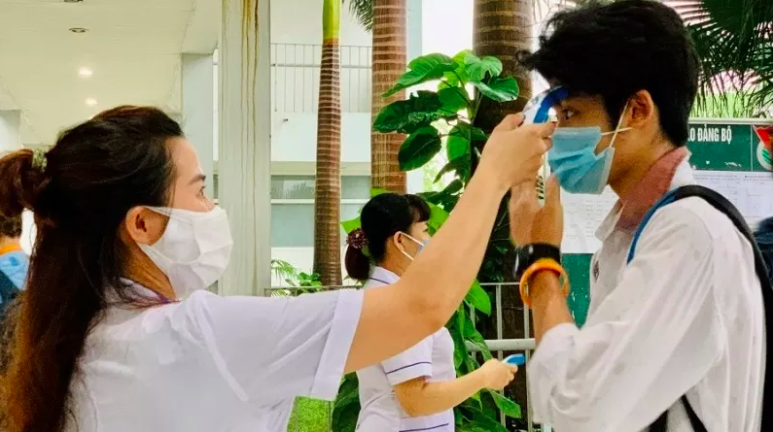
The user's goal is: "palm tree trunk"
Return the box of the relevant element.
[473,0,533,426]
[371,0,407,193]
[473,0,533,132]
[314,0,343,285]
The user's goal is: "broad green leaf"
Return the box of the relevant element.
[466,331,493,360]
[426,200,450,232]
[464,405,510,432]
[370,188,387,197]
[437,87,469,114]
[383,53,458,98]
[332,402,360,432]
[398,126,442,171]
[433,156,471,184]
[341,216,361,234]
[333,374,360,409]
[454,49,480,66]
[438,193,461,213]
[452,122,488,143]
[466,56,504,82]
[442,179,464,195]
[464,280,492,315]
[487,390,522,419]
[457,423,493,432]
[447,126,472,161]
[474,76,520,102]
[448,325,465,369]
[332,374,361,432]
[374,91,455,134]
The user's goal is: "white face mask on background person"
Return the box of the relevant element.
[396,232,429,262]
[138,206,233,299]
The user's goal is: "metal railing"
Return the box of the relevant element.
[266,282,551,432]
[271,43,372,114]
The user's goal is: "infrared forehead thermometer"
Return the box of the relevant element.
[504,354,526,366]
[522,87,568,204]
[523,87,568,125]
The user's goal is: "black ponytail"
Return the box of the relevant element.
[344,193,431,282]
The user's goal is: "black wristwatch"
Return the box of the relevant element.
[513,244,561,279]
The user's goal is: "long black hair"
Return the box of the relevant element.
[0,106,181,432]
[344,193,430,281]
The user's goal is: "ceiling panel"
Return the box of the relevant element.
[0,0,208,145]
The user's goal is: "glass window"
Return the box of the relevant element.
[270,203,366,247]
[271,176,315,199]
[270,175,371,200]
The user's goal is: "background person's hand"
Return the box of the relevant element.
[478,359,518,391]
[478,113,554,190]
[509,175,564,247]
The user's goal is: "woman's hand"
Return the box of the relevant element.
[394,358,518,417]
[478,114,555,191]
[478,359,518,391]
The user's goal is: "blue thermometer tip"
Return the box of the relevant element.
[504,354,526,366]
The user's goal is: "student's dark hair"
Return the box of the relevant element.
[520,0,699,146]
[0,212,22,239]
[345,193,431,281]
[0,106,181,432]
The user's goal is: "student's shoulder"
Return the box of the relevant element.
[652,196,740,244]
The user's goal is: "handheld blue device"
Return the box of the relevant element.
[522,87,568,204]
[503,354,526,366]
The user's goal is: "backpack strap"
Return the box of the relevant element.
[0,270,19,305]
[629,185,772,432]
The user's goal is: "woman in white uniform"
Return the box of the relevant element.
[0,107,551,432]
[346,193,517,432]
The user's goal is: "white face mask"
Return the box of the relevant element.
[138,206,233,299]
[397,232,428,262]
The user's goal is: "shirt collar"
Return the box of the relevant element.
[596,147,693,240]
[109,278,177,305]
[370,267,400,284]
[0,244,23,257]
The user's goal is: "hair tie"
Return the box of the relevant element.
[347,228,368,250]
[32,149,48,172]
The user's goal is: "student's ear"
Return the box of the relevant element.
[627,90,656,129]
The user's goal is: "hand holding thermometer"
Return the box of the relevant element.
[503,353,526,366]
[522,87,568,205]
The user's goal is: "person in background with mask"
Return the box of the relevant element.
[0,212,27,305]
[507,1,765,431]
[346,193,517,432]
[0,106,551,432]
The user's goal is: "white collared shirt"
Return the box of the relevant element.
[67,284,363,432]
[528,162,765,432]
[356,267,456,432]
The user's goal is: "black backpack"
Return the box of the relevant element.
[626,185,771,432]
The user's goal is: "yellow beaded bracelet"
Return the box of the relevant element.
[519,258,570,308]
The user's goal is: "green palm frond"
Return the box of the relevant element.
[670,0,773,117]
[345,0,373,31]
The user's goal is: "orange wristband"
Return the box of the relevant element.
[519,258,569,308]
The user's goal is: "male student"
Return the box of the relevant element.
[508,1,765,431]
[0,212,28,304]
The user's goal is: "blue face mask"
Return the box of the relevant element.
[548,111,631,195]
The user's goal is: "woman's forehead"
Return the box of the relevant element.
[170,138,203,180]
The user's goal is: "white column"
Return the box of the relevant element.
[181,54,215,194]
[0,110,21,153]
[406,0,424,193]
[217,0,272,296]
